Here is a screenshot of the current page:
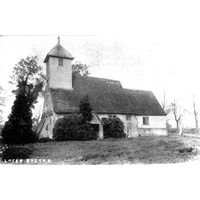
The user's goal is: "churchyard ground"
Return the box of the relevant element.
[1,135,200,164]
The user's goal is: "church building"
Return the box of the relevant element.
[37,37,167,139]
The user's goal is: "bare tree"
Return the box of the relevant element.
[168,100,187,129]
[160,90,172,115]
[193,94,199,129]
[0,86,6,124]
[161,90,167,111]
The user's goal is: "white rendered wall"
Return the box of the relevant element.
[98,114,167,137]
[136,116,167,136]
[48,57,73,90]
[137,116,166,128]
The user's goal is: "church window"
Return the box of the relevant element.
[143,117,149,125]
[126,115,131,121]
[59,58,63,66]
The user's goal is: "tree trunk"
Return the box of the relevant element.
[195,118,198,133]
[193,94,199,131]
[194,113,198,129]
[176,120,179,129]
[195,119,198,129]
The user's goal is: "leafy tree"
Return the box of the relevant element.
[2,85,34,144]
[72,61,90,76]
[10,56,45,98]
[0,124,3,135]
[0,86,5,108]
[11,56,45,112]
[2,56,45,144]
[0,116,3,124]
[79,95,93,123]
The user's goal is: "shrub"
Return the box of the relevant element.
[102,117,126,138]
[78,123,97,140]
[53,113,97,141]
[38,138,53,143]
[2,121,36,144]
[53,113,80,141]
[53,96,97,141]
[2,146,33,160]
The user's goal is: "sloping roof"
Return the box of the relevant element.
[50,75,166,116]
[51,75,134,114]
[44,43,74,63]
[124,89,166,116]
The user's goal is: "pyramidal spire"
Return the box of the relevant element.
[44,36,74,63]
[57,35,60,44]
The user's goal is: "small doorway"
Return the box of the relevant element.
[90,124,99,139]
[127,122,132,137]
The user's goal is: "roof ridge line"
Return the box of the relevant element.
[81,75,121,82]
[124,88,153,93]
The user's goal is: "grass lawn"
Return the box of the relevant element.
[1,135,200,164]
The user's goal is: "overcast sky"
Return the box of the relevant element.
[1,0,200,127]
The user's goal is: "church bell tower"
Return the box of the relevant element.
[44,36,74,90]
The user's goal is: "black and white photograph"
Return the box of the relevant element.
[0,0,200,199]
